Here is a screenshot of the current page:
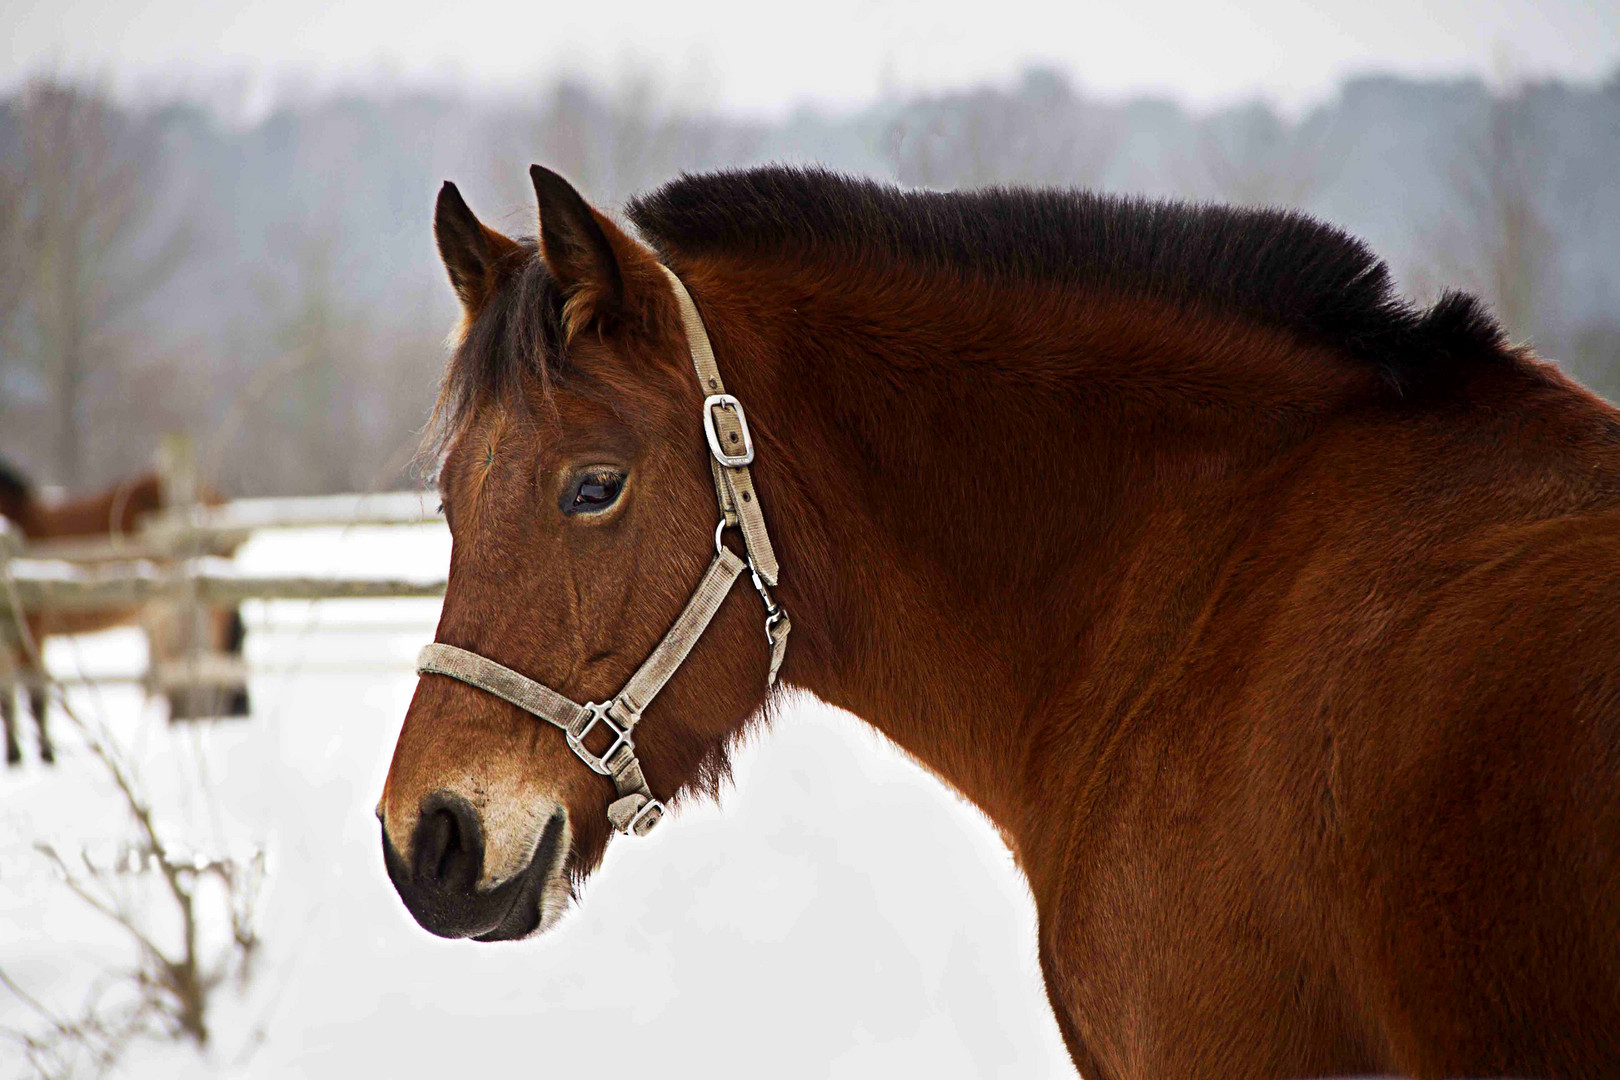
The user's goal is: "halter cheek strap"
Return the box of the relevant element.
[416,265,790,838]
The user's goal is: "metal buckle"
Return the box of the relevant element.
[567,701,634,776]
[703,393,754,467]
[627,798,666,835]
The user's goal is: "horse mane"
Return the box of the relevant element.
[626,167,1513,397]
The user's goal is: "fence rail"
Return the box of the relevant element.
[2,458,446,702]
[17,490,440,564]
[3,569,444,616]
[6,657,425,690]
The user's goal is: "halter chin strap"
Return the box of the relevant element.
[416,264,790,838]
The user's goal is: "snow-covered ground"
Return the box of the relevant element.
[2,522,1071,1077]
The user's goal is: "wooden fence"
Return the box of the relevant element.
[1,452,446,699]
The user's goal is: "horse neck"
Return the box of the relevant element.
[691,255,1373,867]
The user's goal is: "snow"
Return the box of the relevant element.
[1,523,1071,1077]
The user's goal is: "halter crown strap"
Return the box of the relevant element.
[659,265,792,681]
[660,266,779,584]
[416,264,788,837]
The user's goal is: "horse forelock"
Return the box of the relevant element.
[422,232,687,482]
[424,240,563,465]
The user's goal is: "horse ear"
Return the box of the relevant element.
[530,165,625,326]
[434,181,520,313]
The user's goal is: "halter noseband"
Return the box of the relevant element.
[415,265,790,838]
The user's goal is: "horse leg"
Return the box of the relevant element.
[222,607,250,717]
[29,686,53,764]
[3,687,18,765]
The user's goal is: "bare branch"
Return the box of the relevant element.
[3,554,264,1068]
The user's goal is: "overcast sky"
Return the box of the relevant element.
[4,0,1618,116]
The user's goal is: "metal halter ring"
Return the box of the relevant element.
[715,518,740,557]
[567,701,635,776]
[716,521,783,646]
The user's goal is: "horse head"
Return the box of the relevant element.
[378,168,781,940]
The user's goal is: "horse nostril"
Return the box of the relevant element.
[412,793,484,892]
[423,809,456,880]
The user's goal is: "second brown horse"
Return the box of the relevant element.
[1,460,249,764]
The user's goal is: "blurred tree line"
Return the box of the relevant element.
[0,67,1616,496]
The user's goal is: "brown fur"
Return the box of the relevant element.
[382,167,1620,1078]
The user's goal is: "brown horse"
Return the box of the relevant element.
[0,460,249,765]
[379,166,1620,1078]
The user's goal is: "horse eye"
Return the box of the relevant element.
[565,470,625,515]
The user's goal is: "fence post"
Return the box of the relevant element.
[0,517,20,565]
[0,519,20,745]
[157,433,208,718]
[0,517,20,645]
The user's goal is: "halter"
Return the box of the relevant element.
[415,265,790,838]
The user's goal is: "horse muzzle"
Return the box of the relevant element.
[380,792,569,942]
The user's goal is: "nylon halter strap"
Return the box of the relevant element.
[415,265,790,838]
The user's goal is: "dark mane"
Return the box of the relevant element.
[627,167,1511,395]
